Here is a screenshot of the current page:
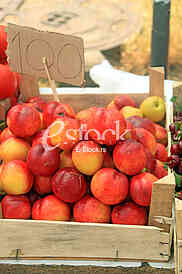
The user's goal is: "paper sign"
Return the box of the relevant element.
[7,23,85,86]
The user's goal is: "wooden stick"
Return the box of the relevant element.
[42,57,60,102]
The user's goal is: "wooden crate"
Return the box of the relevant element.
[174,198,182,274]
[0,67,175,262]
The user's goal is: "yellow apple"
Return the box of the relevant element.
[121,106,143,119]
[140,96,165,122]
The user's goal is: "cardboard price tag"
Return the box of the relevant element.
[7,23,85,86]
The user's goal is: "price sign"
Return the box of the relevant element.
[7,23,85,86]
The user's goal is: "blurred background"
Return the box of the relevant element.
[0,0,181,85]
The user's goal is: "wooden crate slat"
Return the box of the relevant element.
[20,74,40,101]
[148,173,175,232]
[149,66,164,98]
[0,219,169,261]
[175,199,182,274]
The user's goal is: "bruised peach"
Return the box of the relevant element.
[113,139,147,176]
[52,167,87,203]
[73,195,111,223]
[72,141,104,175]
[7,104,41,137]
[32,195,70,221]
[127,116,156,136]
[114,95,136,110]
[133,128,157,155]
[0,137,30,162]
[88,107,126,146]
[1,160,33,195]
[91,168,129,205]
[49,117,80,151]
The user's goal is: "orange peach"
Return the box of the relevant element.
[133,128,157,155]
[91,168,129,205]
[113,139,147,176]
[1,160,33,195]
[49,117,80,151]
[73,195,111,223]
[153,123,168,146]
[60,150,75,169]
[32,195,70,221]
[0,127,15,143]
[0,137,31,163]
[72,141,104,175]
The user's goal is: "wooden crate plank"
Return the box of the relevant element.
[149,67,164,98]
[0,98,11,121]
[175,198,182,240]
[148,173,175,232]
[0,219,168,261]
[39,93,150,112]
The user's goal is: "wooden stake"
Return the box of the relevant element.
[42,57,60,102]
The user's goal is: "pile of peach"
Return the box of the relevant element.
[0,94,168,225]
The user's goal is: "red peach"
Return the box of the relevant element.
[153,160,168,179]
[0,137,31,163]
[91,168,129,205]
[114,95,136,110]
[112,201,147,225]
[27,190,41,206]
[49,117,80,151]
[32,130,46,147]
[43,101,60,127]
[102,150,114,168]
[7,104,41,137]
[27,143,60,176]
[130,172,158,206]
[34,175,52,196]
[155,143,168,162]
[0,25,7,64]
[52,167,87,203]
[26,96,47,112]
[145,148,156,173]
[133,127,157,155]
[72,141,104,175]
[113,139,147,176]
[0,64,17,99]
[88,107,126,146]
[1,160,33,195]
[73,195,111,223]
[127,116,156,136]
[32,195,70,221]
[2,195,31,219]
[153,123,168,146]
